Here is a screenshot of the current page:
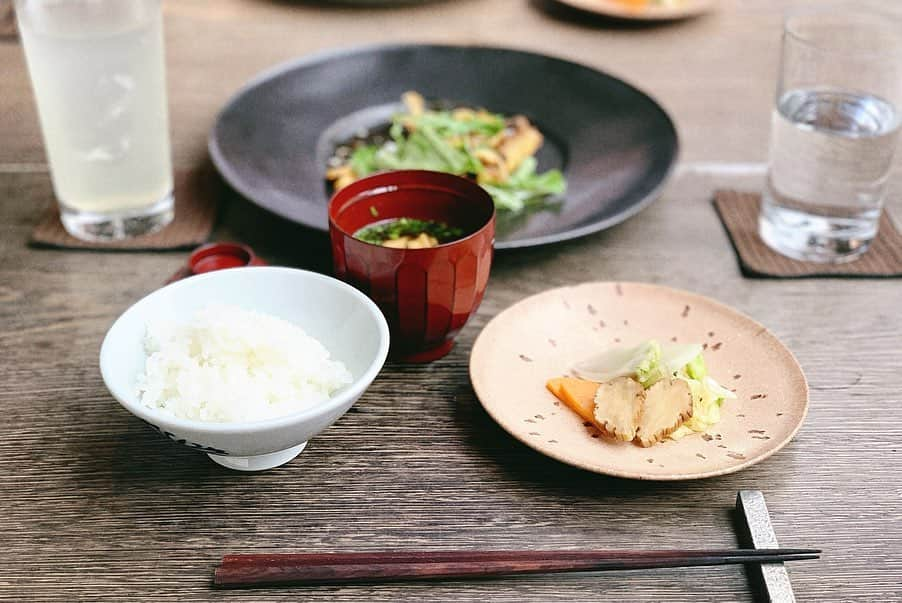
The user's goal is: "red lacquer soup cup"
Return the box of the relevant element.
[329,170,495,363]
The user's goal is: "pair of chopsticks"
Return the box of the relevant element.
[214,548,820,587]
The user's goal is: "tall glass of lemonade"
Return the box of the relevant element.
[16,0,173,241]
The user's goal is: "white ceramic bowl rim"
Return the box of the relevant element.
[99,266,390,435]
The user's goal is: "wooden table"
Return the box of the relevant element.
[1,1,900,601]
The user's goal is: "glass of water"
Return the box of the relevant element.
[15,0,173,241]
[760,6,902,263]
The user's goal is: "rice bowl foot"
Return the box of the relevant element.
[207,442,308,471]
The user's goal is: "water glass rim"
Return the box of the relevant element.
[784,4,902,59]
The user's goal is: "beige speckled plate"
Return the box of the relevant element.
[469,282,808,480]
[557,0,716,21]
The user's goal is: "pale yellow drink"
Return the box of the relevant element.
[16,0,173,239]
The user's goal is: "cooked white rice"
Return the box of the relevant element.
[136,304,352,423]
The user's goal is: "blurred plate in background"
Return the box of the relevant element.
[556,0,715,21]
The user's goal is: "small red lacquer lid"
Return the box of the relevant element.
[166,243,266,283]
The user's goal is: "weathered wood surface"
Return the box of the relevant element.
[1,1,901,601]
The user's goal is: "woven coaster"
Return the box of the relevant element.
[0,1,16,39]
[713,190,902,278]
[30,168,218,251]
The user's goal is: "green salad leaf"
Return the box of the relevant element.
[349,145,379,176]
[481,157,567,212]
[684,352,708,380]
[343,111,565,211]
[635,340,664,388]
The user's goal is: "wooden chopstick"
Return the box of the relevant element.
[214,548,820,587]
[219,548,818,566]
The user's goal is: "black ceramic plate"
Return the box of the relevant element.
[209,44,678,249]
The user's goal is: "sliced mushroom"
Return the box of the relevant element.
[498,116,543,172]
[474,148,509,184]
[326,165,356,191]
[402,91,425,116]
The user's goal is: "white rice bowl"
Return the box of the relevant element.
[136,304,352,423]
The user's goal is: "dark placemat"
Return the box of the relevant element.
[713,190,902,278]
[30,168,218,251]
